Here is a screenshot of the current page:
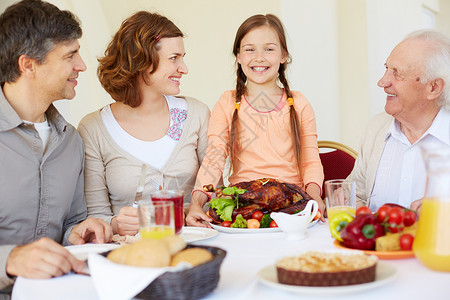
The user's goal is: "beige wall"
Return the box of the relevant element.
[337,0,370,148]
[1,0,450,150]
[437,0,450,37]
[282,0,341,144]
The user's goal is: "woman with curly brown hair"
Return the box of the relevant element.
[78,11,209,236]
[187,14,324,227]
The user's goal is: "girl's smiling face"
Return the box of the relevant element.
[237,25,287,88]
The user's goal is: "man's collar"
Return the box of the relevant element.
[427,107,450,146]
[0,87,23,131]
[385,119,409,144]
[385,107,450,146]
[46,104,68,133]
[0,87,68,133]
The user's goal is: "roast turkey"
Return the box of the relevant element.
[206,178,313,222]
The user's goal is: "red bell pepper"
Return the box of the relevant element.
[340,213,385,250]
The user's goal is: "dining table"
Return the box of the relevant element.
[11,221,450,300]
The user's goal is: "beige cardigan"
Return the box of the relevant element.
[77,96,210,224]
[347,112,393,208]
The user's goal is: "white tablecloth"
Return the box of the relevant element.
[11,222,450,300]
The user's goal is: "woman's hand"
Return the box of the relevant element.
[185,192,212,227]
[69,217,113,244]
[111,206,139,236]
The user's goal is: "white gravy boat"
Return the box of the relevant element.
[270,200,319,241]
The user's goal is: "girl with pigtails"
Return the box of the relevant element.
[186,14,325,227]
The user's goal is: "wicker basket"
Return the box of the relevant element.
[103,245,226,300]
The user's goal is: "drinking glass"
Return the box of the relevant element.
[138,200,175,239]
[325,179,356,232]
[150,190,184,234]
[413,144,450,271]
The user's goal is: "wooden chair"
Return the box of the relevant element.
[318,141,357,199]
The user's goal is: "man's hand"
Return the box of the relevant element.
[6,237,84,278]
[69,217,113,245]
[111,206,139,236]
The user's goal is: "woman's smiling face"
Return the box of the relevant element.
[144,36,188,96]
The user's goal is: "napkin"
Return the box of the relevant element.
[88,252,189,300]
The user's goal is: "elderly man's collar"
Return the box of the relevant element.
[386,107,450,146]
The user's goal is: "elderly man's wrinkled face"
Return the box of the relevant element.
[377,39,429,121]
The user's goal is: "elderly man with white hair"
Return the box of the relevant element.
[348,29,450,212]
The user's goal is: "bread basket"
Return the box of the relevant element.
[104,245,226,300]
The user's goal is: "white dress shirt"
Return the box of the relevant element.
[370,108,450,211]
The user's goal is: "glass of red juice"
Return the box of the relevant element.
[150,190,184,234]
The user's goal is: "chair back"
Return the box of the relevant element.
[318,141,357,199]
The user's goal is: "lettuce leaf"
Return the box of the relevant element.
[210,197,235,221]
[222,186,246,196]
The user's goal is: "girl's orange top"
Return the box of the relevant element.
[194,90,323,194]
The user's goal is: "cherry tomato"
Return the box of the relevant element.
[356,206,372,216]
[377,206,391,223]
[399,233,414,250]
[252,210,264,222]
[388,224,404,233]
[313,210,322,221]
[222,221,231,227]
[247,219,260,229]
[269,220,278,228]
[403,210,417,227]
[388,207,404,225]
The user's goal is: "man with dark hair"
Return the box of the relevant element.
[0,0,112,296]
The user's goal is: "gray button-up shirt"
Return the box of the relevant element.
[0,88,87,289]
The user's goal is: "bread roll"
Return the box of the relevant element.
[161,235,186,255]
[170,248,213,267]
[107,243,131,265]
[107,239,171,268]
